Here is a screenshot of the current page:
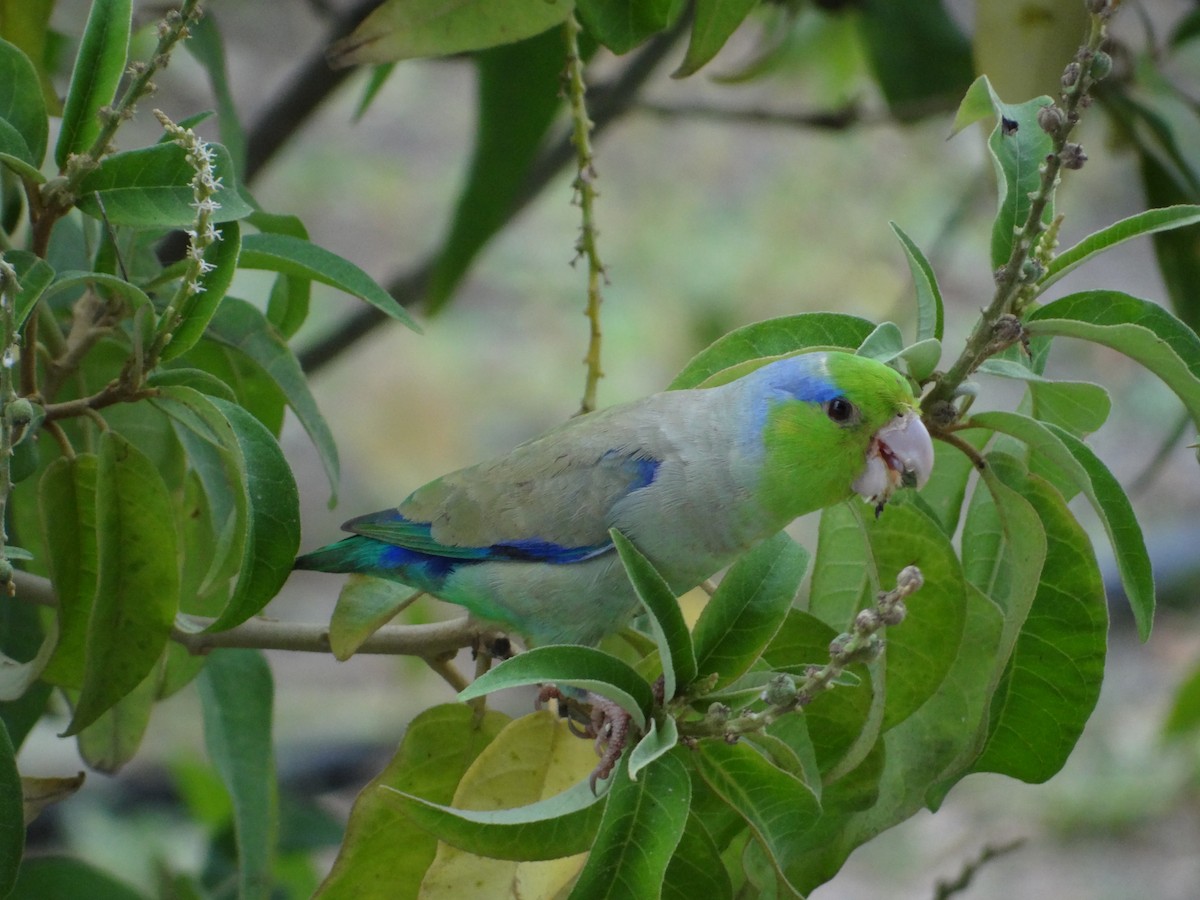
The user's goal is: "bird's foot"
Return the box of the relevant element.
[536,686,633,793]
[587,694,631,794]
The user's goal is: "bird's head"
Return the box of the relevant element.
[751,351,934,519]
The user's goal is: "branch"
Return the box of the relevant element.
[678,566,925,740]
[922,5,1115,422]
[297,19,689,375]
[172,613,485,660]
[637,100,862,131]
[563,14,606,414]
[11,570,490,661]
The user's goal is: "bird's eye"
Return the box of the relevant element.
[826,397,857,424]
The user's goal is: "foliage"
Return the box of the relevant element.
[1,0,1199,898]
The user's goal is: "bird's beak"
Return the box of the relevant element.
[852,410,934,509]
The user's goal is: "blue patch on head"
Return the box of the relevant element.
[759,353,841,404]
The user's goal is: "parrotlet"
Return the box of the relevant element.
[295,351,934,645]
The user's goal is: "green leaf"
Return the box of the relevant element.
[857,0,973,121]
[855,321,904,363]
[951,75,1054,267]
[1039,205,1200,292]
[203,295,339,502]
[152,387,248,606]
[972,474,1107,783]
[0,679,51,753]
[868,499,968,730]
[353,63,396,121]
[569,751,690,900]
[205,398,301,631]
[425,29,565,312]
[629,715,679,780]
[809,503,870,625]
[1163,659,1200,739]
[962,457,1046,653]
[0,721,21,897]
[180,339,287,435]
[161,219,242,362]
[918,428,987,535]
[316,703,508,899]
[329,575,419,660]
[668,313,876,389]
[54,0,130,168]
[326,0,573,66]
[36,455,97,689]
[148,367,237,401]
[693,740,819,879]
[787,578,1005,892]
[773,612,878,775]
[460,646,654,731]
[1025,290,1200,427]
[692,531,808,690]
[672,0,755,77]
[197,649,277,900]
[579,0,682,55]
[889,221,944,341]
[184,12,247,175]
[0,0,57,114]
[0,37,48,166]
[76,141,253,227]
[8,856,147,900]
[662,813,733,900]
[75,655,160,774]
[238,232,418,331]
[2,250,54,330]
[41,269,151,311]
[611,529,697,699]
[1139,155,1200,334]
[971,410,1155,639]
[978,360,1112,436]
[248,211,310,339]
[63,432,178,735]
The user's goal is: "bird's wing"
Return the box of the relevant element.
[343,402,676,563]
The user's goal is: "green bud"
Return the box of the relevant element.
[761,673,798,707]
[1090,51,1113,81]
[5,398,33,427]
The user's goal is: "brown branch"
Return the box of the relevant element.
[171,612,485,659]
[637,100,862,131]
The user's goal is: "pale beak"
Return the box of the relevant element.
[852,410,934,509]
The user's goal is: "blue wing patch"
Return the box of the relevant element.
[343,452,660,566]
[344,512,614,564]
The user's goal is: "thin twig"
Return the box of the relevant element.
[678,566,924,740]
[563,14,606,415]
[933,839,1026,900]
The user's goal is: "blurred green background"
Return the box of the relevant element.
[16,0,1200,897]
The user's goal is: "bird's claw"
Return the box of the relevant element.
[587,694,631,794]
[536,686,635,793]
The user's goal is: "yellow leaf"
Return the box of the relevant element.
[419,711,596,899]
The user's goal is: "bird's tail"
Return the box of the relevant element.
[294,536,388,574]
